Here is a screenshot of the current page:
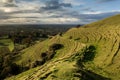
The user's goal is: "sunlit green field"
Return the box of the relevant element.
[0,39,14,51]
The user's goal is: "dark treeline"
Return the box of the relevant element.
[0,24,77,36]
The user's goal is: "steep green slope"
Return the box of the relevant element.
[63,14,120,79]
[14,35,85,66]
[6,14,120,80]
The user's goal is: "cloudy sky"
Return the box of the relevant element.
[0,0,120,24]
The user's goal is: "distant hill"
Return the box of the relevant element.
[6,14,120,80]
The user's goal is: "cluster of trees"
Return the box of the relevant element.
[82,45,96,62]
[0,47,32,79]
[0,47,21,79]
[8,31,48,46]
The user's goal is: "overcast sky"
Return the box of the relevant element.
[0,0,120,24]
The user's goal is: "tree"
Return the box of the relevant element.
[82,45,96,62]
[49,43,63,51]
[76,25,81,28]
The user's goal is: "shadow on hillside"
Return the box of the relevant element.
[81,70,111,80]
[74,69,111,80]
[74,45,111,80]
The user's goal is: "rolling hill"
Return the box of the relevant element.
[6,14,120,80]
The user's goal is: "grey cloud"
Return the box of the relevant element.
[81,11,120,20]
[0,0,17,7]
[0,11,10,19]
[0,0,120,24]
[66,11,119,19]
[82,7,91,11]
[97,0,116,3]
[3,4,17,7]
[2,0,14,3]
[48,10,120,24]
[41,0,72,10]
[75,11,120,23]
[81,7,95,12]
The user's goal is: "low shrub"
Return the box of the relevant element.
[49,43,63,51]
[82,45,96,62]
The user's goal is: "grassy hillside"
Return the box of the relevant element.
[6,14,120,80]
